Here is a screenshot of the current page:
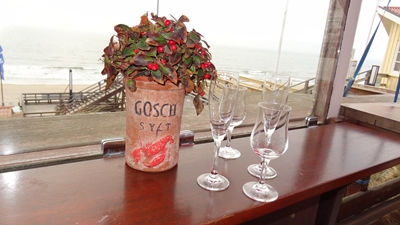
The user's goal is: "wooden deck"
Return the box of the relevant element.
[340,102,400,135]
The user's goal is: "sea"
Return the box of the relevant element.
[0,26,380,86]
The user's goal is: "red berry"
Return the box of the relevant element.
[204,73,211,79]
[199,91,205,96]
[134,49,139,54]
[169,40,175,45]
[140,31,146,36]
[164,20,171,27]
[197,46,202,51]
[157,46,164,53]
[153,63,159,70]
[171,45,177,51]
[147,63,158,71]
[161,59,166,65]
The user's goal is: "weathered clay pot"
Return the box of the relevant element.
[125,78,185,172]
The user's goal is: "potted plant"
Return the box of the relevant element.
[101,12,217,172]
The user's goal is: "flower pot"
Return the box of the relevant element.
[125,78,185,172]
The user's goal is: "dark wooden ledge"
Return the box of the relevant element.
[1,122,400,224]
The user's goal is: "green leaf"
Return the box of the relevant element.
[192,55,201,66]
[154,25,164,33]
[151,70,164,84]
[137,37,150,50]
[132,54,153,66]
[152,16,164,26]
[188,31,200,42]
[147,33,168,46]
[126,78,137,92]
[197,69,205,78]
[183,57,193,66]
[125,65,139,76]
[159,63,173,74]
[122,45,136,57]
[146,47,157,57]
[159,64,178,84]
[161,32,174,40]
[189,64,197,73]
[114,24,131,34]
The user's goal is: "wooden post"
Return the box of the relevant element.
[69,69,73,103]
[310,0,362,122]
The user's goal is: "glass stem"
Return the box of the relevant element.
[259,158,269,185]
[211,140,221,175]
[226,126,234,147]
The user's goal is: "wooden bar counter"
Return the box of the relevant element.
[1,122,400,224]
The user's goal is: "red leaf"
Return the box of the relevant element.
[193,95,204,115]
[168,52,182,66]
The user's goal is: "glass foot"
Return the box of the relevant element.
[197,173,230,191]
[242,181,278,202]
[219,146,241,159]
[247,164,277,179]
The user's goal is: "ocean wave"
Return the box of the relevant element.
[48,66,85,70]
[246,70,264,75]
[2,64,103,85]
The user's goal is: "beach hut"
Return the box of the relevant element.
[377,6,400,91]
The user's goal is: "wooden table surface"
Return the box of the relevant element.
[1,122,400,224]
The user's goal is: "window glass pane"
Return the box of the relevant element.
[394,62,400,71]
[396,53,400,62]
[0,1,344,162]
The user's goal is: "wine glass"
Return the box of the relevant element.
[197,71,239,191]
[243,102,292,202]
[262,72,291,105]
[219,86,247,159]
[248,73,291,179]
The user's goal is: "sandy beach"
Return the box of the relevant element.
[1,84,90,106]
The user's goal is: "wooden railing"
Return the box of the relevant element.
[290,77,315,94]
[337,176,400,224]
[21,92,85,105]
[21,75,125,116]
[57,75,124,115]
[239,75,315,94]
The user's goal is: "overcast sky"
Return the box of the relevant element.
[0,0,398,61]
